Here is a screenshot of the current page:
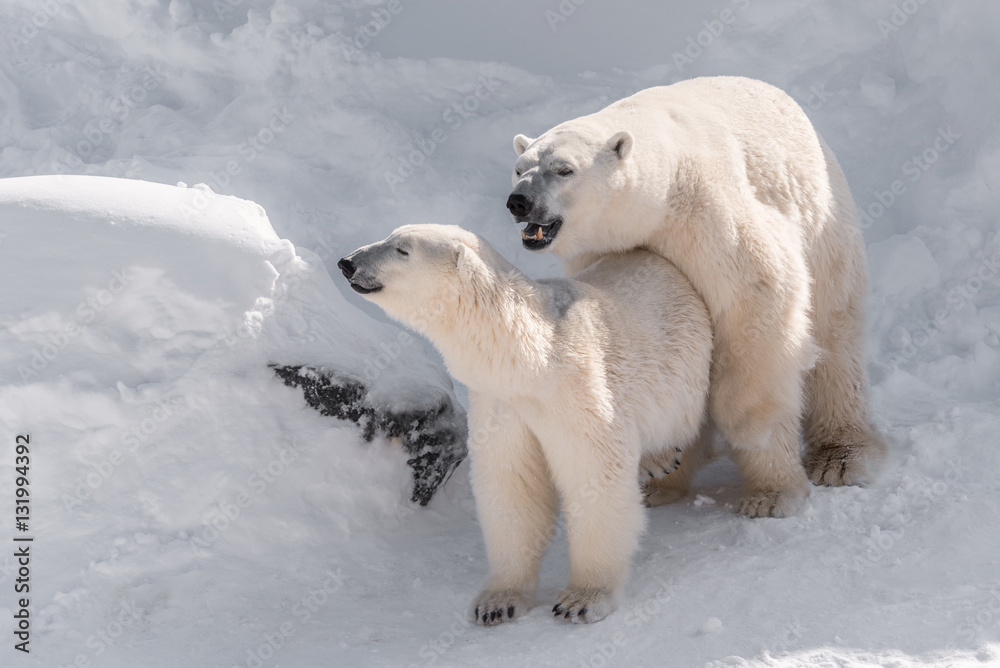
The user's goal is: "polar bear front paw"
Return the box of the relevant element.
[738,488,805,518]
[552,587,617,624]
[472,589,531,626]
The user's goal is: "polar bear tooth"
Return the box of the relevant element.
[535,227,544,240]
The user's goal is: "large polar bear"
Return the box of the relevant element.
[507,76,886,518]
[338,224,712,624]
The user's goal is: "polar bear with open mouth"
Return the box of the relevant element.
[506,76,886,518]
[339,224,712,624]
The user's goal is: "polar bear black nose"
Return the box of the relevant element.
[506,193,533,218]
[338,257,356,279]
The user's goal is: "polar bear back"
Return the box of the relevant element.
[556,76,833,242]
[567,76,819,162]
[555,250,712,453]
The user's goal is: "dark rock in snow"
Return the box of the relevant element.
[271,364,467,505]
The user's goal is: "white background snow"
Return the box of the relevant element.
[0,0,999,666]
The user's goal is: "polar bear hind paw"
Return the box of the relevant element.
[738,488,806,518]
[805,436,885,487]
[472,589,531,626]
[553,587,617,624]
[641,446,692,507]
[644,487,688,507]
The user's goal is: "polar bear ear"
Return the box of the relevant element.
[455,243,486,282]
[513,134,533,156]
[606,131,633,160]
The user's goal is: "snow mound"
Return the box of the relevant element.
[0,174,459,407]
[0,174,466,666]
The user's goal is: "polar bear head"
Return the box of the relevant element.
[338,224,510,334]
[508,125,633,257]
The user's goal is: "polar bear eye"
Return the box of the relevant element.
[396,247,409,257]
[554,167,574,176]
[515,169,523,177]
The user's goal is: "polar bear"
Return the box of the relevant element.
[338,224,712,624]
[507,76,886,518]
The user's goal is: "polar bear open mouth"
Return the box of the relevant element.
[519,218,563,251]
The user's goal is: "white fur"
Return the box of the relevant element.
[343,224,712,625]
[510,76,886,517]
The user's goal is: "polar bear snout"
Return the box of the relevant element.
[506,193,533,218]
[337,256,356,279]
[338,251,384,295]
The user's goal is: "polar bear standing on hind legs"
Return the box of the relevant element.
[507,75,886,518]
[339,224,713,624]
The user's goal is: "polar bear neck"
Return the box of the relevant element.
[428,267,556,395]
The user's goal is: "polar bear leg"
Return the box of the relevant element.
[547,430,644,623]
[642,422,716,507]
[727,416,810,518]
[803,344,886,486]
[468,398,559,626]
[803,211,887,485]
[709,296,811,518]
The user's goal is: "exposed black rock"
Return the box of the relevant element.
[271,364,467,505]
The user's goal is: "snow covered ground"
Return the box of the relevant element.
[0,0,999,666]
